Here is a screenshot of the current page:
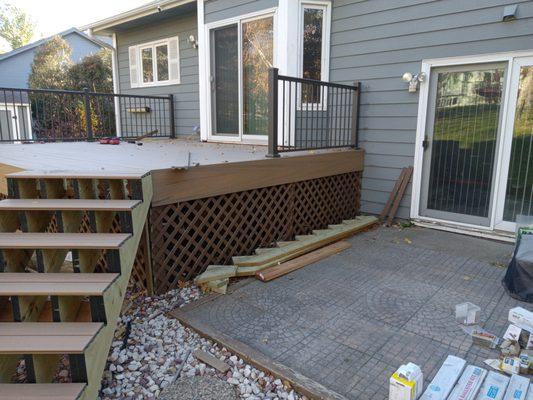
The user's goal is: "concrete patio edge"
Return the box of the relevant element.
[170,293,348,400]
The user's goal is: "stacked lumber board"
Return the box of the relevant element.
[0,171,153,400]
[194,215,377,291]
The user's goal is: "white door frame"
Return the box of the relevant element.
[494,55,533,232]
[0,103,32,141]
[411,50,533,233]
[203,8,278,145]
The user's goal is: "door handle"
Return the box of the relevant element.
[422,136,430,149]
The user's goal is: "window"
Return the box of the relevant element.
[299,2,330,105]
[128,36,180,87]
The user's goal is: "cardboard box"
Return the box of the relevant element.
[509,308,533,333]
[476,371,509,400]
[525,383,533,400]
[503,374,530,400]
[501,357,521,375]
[420,355,466,400]
[448,365,487,400]
[389,363,424,400]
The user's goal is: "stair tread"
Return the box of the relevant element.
[0,273,119,296]
[0,199,141,211]
[0,322,103,354]
[0,383,86,400]
[0,233,131,249]
[8,171,147,179]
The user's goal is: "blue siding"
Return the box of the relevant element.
[204,0,278,23]
[0,32,104,89]
[330,0,533,218]
[116,12,200,137]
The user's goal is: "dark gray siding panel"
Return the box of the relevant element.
[204,0,277,23]
[331,0,533,219]
[116,12,199,136]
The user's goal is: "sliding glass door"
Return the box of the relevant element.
[418,55,533,232]
[211,25,239,135]
[209,14,274,141]
[420,64,507,226]
[496,56,533,229]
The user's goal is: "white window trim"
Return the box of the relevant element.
[0,103,33,141]
[297,0,331,111]
[203,7,278,144]
[410,50,533,235]
[129,36,181,88]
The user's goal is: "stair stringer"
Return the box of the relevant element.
[80,174,153,400]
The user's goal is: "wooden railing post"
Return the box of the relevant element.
[83,87,94,141]
[351,82,361,149]
[267,68,280,158]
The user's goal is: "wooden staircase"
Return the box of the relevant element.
[0,170,153,400]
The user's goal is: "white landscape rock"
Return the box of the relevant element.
[98,283,307,400]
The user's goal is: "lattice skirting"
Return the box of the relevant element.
[149,171,362,294]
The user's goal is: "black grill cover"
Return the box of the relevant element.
[503,234,533,302]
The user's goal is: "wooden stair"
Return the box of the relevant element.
[0,171,153,400]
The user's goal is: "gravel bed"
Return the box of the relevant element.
[159,375,238,400]
[98,283,307,400]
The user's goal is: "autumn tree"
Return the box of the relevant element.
[28,35,72,89]
[0,3,34,50]
[67,49,113,93]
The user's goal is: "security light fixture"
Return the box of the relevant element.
[188,35,198,49]
[402,72,426,92]
[502,5,518,22]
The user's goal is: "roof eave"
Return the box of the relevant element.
[81,0,196,35]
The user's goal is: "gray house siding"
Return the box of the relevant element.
[0,32,103,89]
[116,12,199,137]
[204,0,278,24]
[330,0,533,219]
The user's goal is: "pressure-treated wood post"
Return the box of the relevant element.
[267,68,280,158]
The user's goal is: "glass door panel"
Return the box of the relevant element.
[420,64,506,226]
[211,24,239,135]
[242,16,273,136]
[503,65,533,222]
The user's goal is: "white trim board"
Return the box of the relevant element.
[410,50,533,234]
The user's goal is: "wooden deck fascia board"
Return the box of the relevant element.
[151,149,364,206]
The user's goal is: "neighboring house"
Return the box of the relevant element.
[85,0,533,236]
[0,28,111,89]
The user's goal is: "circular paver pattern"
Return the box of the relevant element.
[159,375,238,400]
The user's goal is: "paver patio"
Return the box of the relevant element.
[174,226,525,399]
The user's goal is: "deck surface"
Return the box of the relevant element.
[173,226,521,400]
[0,138,269,173]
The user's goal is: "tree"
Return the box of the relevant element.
[0,3,34,50]
[67,49,113,93]
[28,35,72,89]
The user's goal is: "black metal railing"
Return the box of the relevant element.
[0,87,175,142]
[267,68,360,157]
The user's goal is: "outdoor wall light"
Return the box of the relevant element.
[402,72,426,93]
[188,35,198,49]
